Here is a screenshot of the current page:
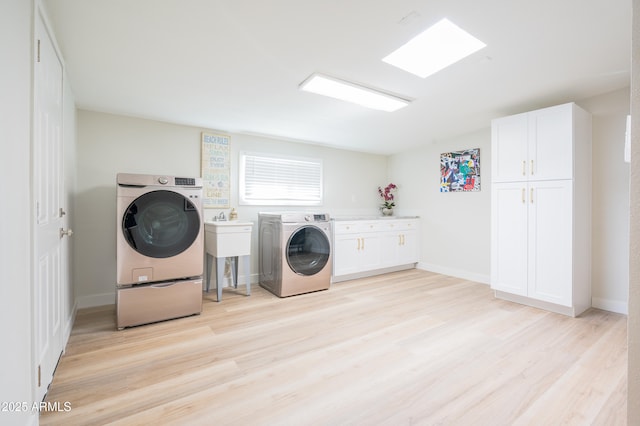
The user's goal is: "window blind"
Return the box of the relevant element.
[239,152,323,206]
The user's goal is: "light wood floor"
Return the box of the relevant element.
[41,270,627,425]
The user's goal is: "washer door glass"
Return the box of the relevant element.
[286,225,330,276]
[122,190,201,258]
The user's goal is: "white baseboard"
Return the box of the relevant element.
[76,292,116,309]
[417,262,490,285]
[205,273,258,289]
[62,300,77,348]
[416,266,628,315]
[76,274,260,309]
[331,264,416,283]
[592,297,628,315]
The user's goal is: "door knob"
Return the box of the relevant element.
[60,228,73,238]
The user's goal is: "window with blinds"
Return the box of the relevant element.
[239,152,323,206]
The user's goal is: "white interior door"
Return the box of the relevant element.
[34,12,66,402]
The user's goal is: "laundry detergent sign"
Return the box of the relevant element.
[201,132,230,208]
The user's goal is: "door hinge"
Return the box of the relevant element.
[38,365,41,387]
[37,39,41,63]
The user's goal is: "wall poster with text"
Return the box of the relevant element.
[440,148,481,192]
[201,132,230,208]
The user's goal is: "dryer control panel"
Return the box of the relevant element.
[306,213,329,222]
[264,211,330,223]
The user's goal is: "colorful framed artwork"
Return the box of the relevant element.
[440,148,481,192]
[201,132,231,208]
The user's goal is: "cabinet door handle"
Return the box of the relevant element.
[362,237,365,250]
[522,160,526,176]
[530,188,534,203]
[402,234,405,245]
[530,160,534,175]
[357,238,361,251]
[522,188,525,203]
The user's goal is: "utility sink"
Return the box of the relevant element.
[204,221,253,257]
[204,221,253,302]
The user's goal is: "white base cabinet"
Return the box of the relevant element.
[492,180,573,305]
[333,222,382,277]
[332,218,419,282]
[491,102,591,316]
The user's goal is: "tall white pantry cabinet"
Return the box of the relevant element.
[490,102,592,317]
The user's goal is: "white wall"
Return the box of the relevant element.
[628,0,639,421]
[579,88,630,314]
[388,89,631,313]
[75,110,388,306]
[0,0,36,425]
[76,87,632,312]
[389,129,492,283]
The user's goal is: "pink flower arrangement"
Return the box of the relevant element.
[378,183,397,209]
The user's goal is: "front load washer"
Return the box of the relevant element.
[116,173,204,329]
[259,212,332,297]
[116,173,204,285]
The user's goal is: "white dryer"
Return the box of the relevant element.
[115,173,204,329]
[259,212,332,297]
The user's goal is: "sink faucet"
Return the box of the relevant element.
[218,211,226,221]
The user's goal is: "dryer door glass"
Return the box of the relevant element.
[122,190,201,258]
[286,225,330,276]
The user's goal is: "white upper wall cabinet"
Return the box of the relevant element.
[492,112,529,182]
[492,103,576,182]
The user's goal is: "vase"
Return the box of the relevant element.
[381,208,394,216]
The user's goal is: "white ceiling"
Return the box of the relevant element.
[44,0,631,155]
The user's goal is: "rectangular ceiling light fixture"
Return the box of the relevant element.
[299,73,410,112]
[383,18,486,78]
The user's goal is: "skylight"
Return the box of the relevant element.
[299,73,410,112]
[383,18,486,78]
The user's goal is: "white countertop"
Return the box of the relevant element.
[331,216,419,221]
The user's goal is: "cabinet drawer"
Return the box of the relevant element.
[379,219,419,232]
[334,221,379,234]
[117,278,203,329]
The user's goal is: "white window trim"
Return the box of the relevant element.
[239,151,323,206]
